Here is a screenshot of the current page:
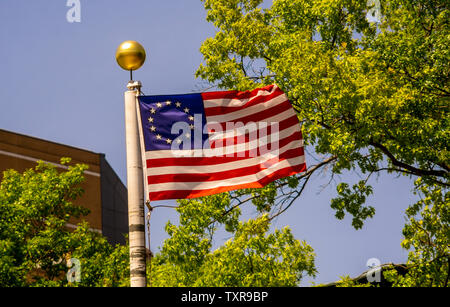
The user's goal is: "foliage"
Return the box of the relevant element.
[333,275,373,287]
[0,159,129,287]
[332,180,449,287]
[150,195,316,286]
[191,0,449,286]
[68,223,130,287]
[196,0,449,227]
[383,181,449,287]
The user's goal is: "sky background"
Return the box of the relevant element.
[0,0,416,285]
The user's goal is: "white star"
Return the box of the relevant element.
[166,100,172,106]
[188,116,194,121]
[150,108,156,114]
[166,138,172,144]
[185,133,191,139]
[156,102,163,108]
[190,124,195,130]
[184,107,190,113]
[148,117,154,123]
[150,126,156,132]
[156,134,162,140]
[176,139,182,144]
[175,102,181,108]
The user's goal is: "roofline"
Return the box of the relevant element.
[0,128,103,157]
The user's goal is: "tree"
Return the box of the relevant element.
[383,181,449,286]
[150,195,316,286]
[331,181,449,287]
[160,0,449,286]
[0,158,129,287]
[196,0,448,224]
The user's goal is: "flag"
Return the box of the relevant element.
[137,84,306,201]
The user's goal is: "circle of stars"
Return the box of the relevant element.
[148,100,195,145]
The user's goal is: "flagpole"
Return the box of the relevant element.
[124,81,147,287]
[116,40,147,287]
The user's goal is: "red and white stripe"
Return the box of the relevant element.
[145,84,306,201]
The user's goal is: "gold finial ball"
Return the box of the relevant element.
[115,40,146,71]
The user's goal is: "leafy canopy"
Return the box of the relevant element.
[150,195,316,287]
[0,159,129,287]
[383,180,449,287]
[196,0,449,228]
[158,0,450,287]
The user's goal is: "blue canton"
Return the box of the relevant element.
[138,94,209,151]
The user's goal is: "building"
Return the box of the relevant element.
[0,129,128,245]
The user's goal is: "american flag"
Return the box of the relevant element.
[138,84,306,201]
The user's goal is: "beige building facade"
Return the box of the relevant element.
[0,129,128,245]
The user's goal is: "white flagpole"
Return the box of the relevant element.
[116,40,147,287]
[124,81,147,287]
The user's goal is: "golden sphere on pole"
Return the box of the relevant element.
[115,40,146,71]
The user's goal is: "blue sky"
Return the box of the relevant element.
[0,0,415,285]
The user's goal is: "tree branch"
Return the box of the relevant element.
[371,167,450,187]
[369,139,448,179]
[269,155,338,221]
